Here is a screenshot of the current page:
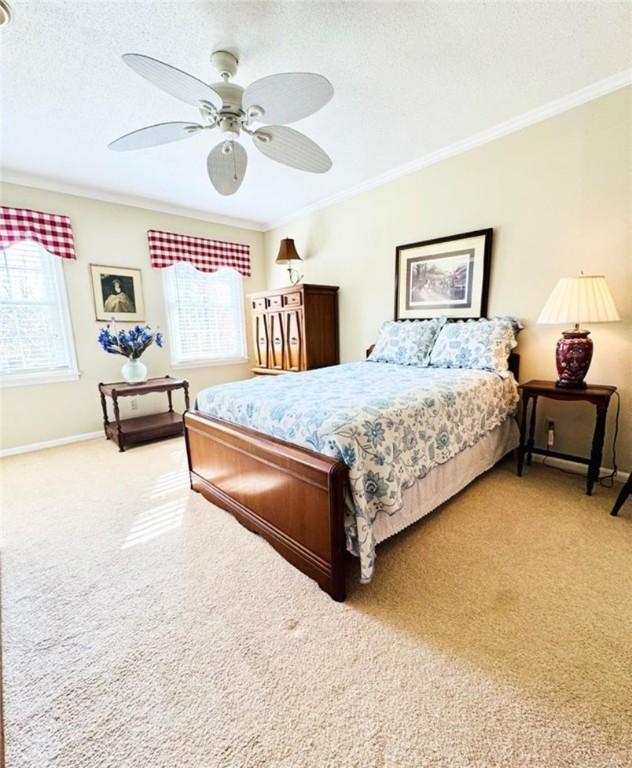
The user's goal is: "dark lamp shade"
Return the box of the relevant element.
[276,238,302,264]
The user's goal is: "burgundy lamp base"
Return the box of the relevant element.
[555,329,593,388]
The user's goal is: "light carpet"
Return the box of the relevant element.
[2,437,631,768]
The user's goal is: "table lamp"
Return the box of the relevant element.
[537,274,620,388]
[276,238,303,286]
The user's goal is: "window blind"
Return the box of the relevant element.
[0,240,78,385]
[162,263,246,366]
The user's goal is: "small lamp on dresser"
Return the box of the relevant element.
[537,274,620,388]
[276,238,303,286]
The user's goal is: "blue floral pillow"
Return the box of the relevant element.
[368,318,446,366]
[429,317,520,374]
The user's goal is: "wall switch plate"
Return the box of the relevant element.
[130,397,138,411]
[547,420,555,449]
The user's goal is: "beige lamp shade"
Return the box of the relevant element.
[276,238,302,264]
[537,275,620,325]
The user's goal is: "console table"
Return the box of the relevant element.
[516,379,616,496]
[98,376,190,452]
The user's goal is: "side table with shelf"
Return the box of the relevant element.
[98,376,190,452]
[516,379,616,496]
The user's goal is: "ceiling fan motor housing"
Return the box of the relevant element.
[211,82,244,116]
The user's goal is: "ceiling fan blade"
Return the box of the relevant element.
[207,141,248,196]
[108,122,204,151]
[253,126,332,173]
[123,53,223,110]
[243,73,333,124]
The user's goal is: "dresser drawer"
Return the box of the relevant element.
[283,292,302,307]
[267,295,283,309]
[252,298,267,311]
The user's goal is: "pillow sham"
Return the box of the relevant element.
[429,317,520,374]
[368,317,446,367]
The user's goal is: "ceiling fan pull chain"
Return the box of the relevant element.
[232,141,238,181]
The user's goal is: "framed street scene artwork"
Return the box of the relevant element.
[90,264,145,322]
[394,229,492,320]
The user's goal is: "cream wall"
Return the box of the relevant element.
[264,88,632,472]
[0,183,265,451]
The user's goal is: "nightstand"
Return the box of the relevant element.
[516,379,616,495]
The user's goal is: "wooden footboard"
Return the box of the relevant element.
[184,410,349,601]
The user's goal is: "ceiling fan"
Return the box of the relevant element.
[108,50,334,196]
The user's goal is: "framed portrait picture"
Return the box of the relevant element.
[395,229,493,320]
[90,264,145,322]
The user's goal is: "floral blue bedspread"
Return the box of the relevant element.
[196,362,519,583]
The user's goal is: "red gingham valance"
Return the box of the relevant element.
[147,229,251,276]
[0,206,77,260]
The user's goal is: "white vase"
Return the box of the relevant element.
[121,357,147,384]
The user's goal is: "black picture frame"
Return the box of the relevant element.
[394,228,493,320]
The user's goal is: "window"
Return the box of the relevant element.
[162,263,247,367]
[0,240,79,387]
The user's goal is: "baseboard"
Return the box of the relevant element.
[0,430,103,458]
[530,454,629,485]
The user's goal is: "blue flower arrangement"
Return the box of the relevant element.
[97,324,163,359]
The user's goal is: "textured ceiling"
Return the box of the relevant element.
[1,1,631,227]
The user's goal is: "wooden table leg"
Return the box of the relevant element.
[167,390,174,413]
[611,475,631,516]
[112,391,125,452]
[99,385,110,439]
[183,382,190,411]
[517,393,530,477]
[527,395,538,466]
[587,403,608,496]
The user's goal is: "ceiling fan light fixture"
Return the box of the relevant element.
[218,115,241,144]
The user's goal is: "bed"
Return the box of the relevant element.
[184,349,520,601]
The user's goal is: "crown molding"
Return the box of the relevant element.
[2,69,630,234]
[264,68,632,231]
[0,170,266,232]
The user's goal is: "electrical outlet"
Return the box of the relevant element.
[547,420,555,449]
[130,397,138,411]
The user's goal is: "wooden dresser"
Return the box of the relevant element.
[248,284,339,375]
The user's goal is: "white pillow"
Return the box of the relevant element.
[368,318,446,366]
[429,317,520,374]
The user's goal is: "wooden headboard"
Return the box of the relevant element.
[365,344,520,381]
[508,352,520,380]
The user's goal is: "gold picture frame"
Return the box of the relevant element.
[90,264,145,323]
